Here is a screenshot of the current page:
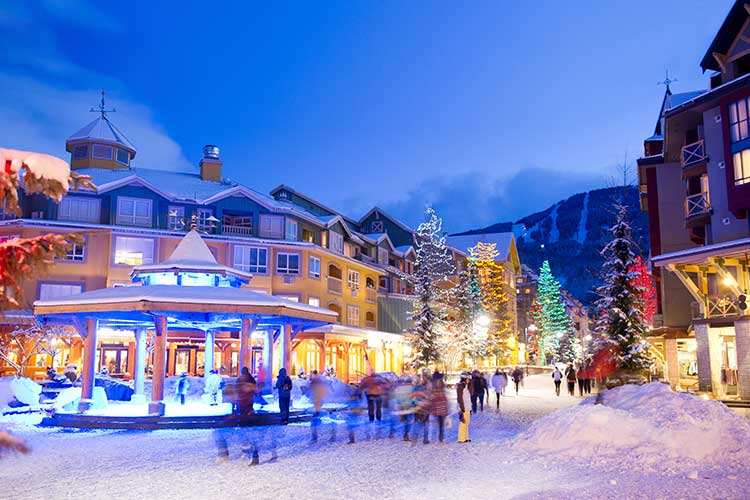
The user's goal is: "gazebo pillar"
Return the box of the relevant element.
[204,329,215,380]
[132,328,147,404]
[149,315,168,416]
[317,339,327,373]
[78,317,98,413]
[239,318,256,373]
[280,323,292,374]
[262,329,274,393]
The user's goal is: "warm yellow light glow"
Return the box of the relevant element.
[723,276,735,287]
[476,314,491,328]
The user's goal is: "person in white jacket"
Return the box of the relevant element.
[489,369,507,411]
[551,366,563,397]
[204,369,223,406]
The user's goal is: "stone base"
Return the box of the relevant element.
[148,401,166,416]
[77,399,95,413]
[130,394,147,405]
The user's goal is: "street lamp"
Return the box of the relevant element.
[524,324,537,363]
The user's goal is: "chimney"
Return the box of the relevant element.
[200,145,222,181]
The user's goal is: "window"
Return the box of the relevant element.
[285,219,298,241]
[39,283,82,300]
[378,247,389,265]
[734,148,750,186]
[276,252,300,275]
[309,256,321,278]
[233,246,268,273]
[347,305,360,326]
[116,148,129,165]
[113,236,154,265]
[371,220,383,232]
[117,197,152,227]
[348,269,360,289]
[92,144,113,160]
[259,214,284,239]
[302,229,315,243]
[167,206,185,230]
[58,197,100,223]
[196,208,215,232]
[329,231,344,254]
[730,97,750,143]
[72,144,88,159]
[63,241,86,261]
[308,296,320,307]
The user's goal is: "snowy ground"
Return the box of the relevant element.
[2,374,749,500]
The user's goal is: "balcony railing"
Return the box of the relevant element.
[692,295,740,320]
[222,224,253,236]
[365,320,376,329]
[327,276,342,294]
[685,192,710,219]
[681,140,706,167]
[365,288,377,303]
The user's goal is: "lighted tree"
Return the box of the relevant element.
[0,148,93,310]
[408,206,455,368]
[440,259,484,371]
[594,204,651,372]
[630,256,657,327]
[0,319,69,376]
[531,260,568,364]
[470,242,512,361]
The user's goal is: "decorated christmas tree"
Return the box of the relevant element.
[629,256,657,327]
[531,260,568,364]
[408,206,455,368]
[441,258,485,371]
[470,241,512,361]
[594,204,651,372]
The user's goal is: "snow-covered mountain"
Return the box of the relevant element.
[453,186,648,305]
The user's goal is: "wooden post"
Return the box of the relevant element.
[77,317,98,413]
[318,339,327,374]
[148,315,168,416]
[133,328,147,402]
[343,342,351,384]
[280,323,292,374]
[262,329,273,393]
[239,317,258,373]
[204,329,215,380]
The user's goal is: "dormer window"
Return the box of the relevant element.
[72,144,89,159]
[278,190,290,201]
[371,221,383,233]
[92,144,113,160]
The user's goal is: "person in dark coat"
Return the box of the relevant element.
[236,367,257,416]
[565,364,577,397]
[511,367,524,395]
[358,371,386,422]
[429,372,449,443]
[275,368,293,424]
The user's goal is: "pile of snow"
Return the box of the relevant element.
[0,377,41,411]
[511,382,750,470]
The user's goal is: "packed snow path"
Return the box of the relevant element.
[3,374,749,500]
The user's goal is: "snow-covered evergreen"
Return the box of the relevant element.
[531,260,568,363]
[593,204,651,372]
[408,206,455,368]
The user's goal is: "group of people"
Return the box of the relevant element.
[551,363,595,397]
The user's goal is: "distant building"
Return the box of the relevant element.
[637,1,750,399]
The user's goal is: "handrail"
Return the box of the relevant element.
[682,140,706,167]
[685,192,710,218]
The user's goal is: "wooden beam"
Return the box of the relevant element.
[713,52,728,73]
[709,258,743,297]
[668,264,706,315]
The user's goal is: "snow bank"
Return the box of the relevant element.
[512,382,750,470]
[0,377,42,410]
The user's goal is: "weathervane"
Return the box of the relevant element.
[90,90,116,118]
[657,69,677,91]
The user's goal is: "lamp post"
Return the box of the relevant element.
[525,324,537,364]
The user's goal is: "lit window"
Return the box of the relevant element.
[39,283,82,300]
[64,241,86,261]
[167,206,185,230]
[730,97,750,143]
[72,144,89,159]
[117,197,152,227]
[233,246,267,273]
[733,148,750,186]
[58,197,101,223]
[276,252,300,275]
[285,219,298,241]
[308,296,320,307]
[347,305,360,326]
[113,236,154,265]
[116,148,129,165]
[309,256,321,278]
[329,231,344,254]
[92,144,113,160]
[348,269,360,289]
[259,215,284,239]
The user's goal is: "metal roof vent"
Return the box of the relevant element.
[202,145,220,160]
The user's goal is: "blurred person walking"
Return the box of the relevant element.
[429,371,449,443]
[411,372,431,444]
[275,368,293,425]
[457,373,473,443]
[552,366,563,396]
[565,363,577,397]
[175,372,190,405]
[490,369,506,411]
[359,371,386,422]
[511,366,524,395]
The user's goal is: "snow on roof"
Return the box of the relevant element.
[651,237,750,266]
[67,116,136,152]
[34,284,338,318]
[665,90,706,110]
[446,232,515,260]
[305,323,406,342]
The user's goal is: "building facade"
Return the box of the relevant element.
[637,1,750,399]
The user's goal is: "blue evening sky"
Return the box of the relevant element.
[0,1,733,232]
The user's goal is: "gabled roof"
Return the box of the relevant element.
[270,184,339,217]
[357,206,415,235]
[394,245,416,258]
[649,88,706,139]
[67,116,136,153]
[701,1,750,72]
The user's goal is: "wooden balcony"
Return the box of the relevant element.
[327,276,342,295]
[681,140,707,178]
[365,288,377,303]
[692,295,740,320]
[222,224,253,236]
[685,192,711,228]
[222,215,253,237]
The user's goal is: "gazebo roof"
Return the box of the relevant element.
[130,229,253,283]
